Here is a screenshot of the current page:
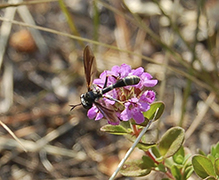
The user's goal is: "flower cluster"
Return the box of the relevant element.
[87,64,158,125]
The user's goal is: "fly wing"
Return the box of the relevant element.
[83,45,95,91]
[95,102,120,125]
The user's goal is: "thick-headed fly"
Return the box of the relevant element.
[70,46,140,124]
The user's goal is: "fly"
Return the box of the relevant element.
[70,46,140,123]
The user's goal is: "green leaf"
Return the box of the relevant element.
[197,148,207,156]
[137,142,157,151]
[164,158,174,169]
[120,159,151,177]
[173,146,185,164]
[184,154,192,165]
[156,163,166,172]
[215,158,219,176]
[142,155,156,169]
[192,155,216,179]
[151,146,161,159]
[171,165,182,180]
[131,118,149,126]
[183,165,194,180]
[100,124,129,135]
[211,142,219,159]
[120,121,132,129]
[133,102,165,127]
[143,101,165,121]
[207,154,216,164]
[158,127,185,158]
[125,134,156,151]
[204,176,217,180]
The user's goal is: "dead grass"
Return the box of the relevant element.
[0,0,219,179]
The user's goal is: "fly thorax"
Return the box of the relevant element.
[93,87,103,97]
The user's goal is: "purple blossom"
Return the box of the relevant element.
[120,97,150,124]
[140,90,156,104]
[140,73,158,87]
[87,106,103,120]
[93,70,108,87]
[132,72,158,89]
[86,64,157,125]
[111,64,132,78]
[130,67,144,77]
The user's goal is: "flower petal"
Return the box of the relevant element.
[131,67,144,76]
[95,111,104,120]
[120,108,130,121]
[140,90,156,104]
[132,110,145,124]
[139,102,150,111]
[107,119,120,125]
[143,79,158,87]
[87,106,98,119]
[120,64,131,77]
[120,103,132,121]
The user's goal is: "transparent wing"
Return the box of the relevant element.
[83,45,95,91]
[95,102,120,125]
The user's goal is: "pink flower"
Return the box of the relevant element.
[86,64,157,125]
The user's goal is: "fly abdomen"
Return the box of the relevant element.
[113,76,140,88]
[102,76,140,94]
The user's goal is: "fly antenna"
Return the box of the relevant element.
[70,103,82,111]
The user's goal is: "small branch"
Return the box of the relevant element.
[109,108,159,180]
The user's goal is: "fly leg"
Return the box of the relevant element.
[103,74,121,88]
[103,76,108,88]
[103,95,124,105]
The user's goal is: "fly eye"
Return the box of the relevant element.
[80,94,85,99]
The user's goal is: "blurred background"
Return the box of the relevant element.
[0,0,219,179]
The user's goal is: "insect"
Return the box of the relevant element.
[70,45,140,124]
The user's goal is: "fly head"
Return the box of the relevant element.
[80,89,102,109]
